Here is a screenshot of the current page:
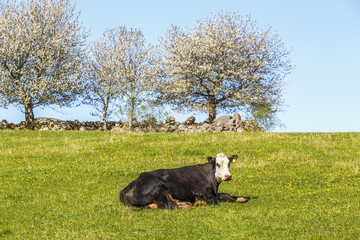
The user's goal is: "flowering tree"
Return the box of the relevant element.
[159,13,292,122]
[85,27,157,130]
[0,0,88,128]
[85,29,123,130]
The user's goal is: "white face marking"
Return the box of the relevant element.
[214,153,232,182]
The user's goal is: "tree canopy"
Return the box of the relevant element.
[158,13,292,122]
[0,6,293,130]
[0,0,88,128]
[85,27,157,130]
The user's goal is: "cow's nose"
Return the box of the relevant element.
[224,174,232,181]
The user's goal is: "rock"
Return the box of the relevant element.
[166,116,176,125]
[233,112,241,124]
[216,115,232,124]
[0,114,267,132]
[258,127,267,132]
[0,120,9,130]
[114,121,123,127]
[161,124,178,132]
[203,118,212,124]
[18,121,26,130]
[237,127,245,133]
[65,123,75,130]
[111,126,126,132]
[184,116,195,125]
[52,125,64,131]
[229,126,237,132]
[222,126,230,132]
[188,128,197,133]
[200,123,211,131]
[134,127,142,132]
[178,123,186,131]
[239,120,259,132]
[130,119,139,128]
[225,119,236,128]
[213,125,223,132]
[7,123,15,129]
[145,116,157,126]
[147,127,159,132]
[39,125,50,131]
[169,125,178,132]
[35,117,57,124]
[34,117,68,130]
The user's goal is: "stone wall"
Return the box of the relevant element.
[0,113,266,132]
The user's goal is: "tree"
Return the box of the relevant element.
[0,0,88,128]
[85,30,124,130]
[115,27,157,131]
[246,102,284,131]
[159,13,292,122]
[86,27,156,131]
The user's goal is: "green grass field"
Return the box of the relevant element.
[0,131,359,239]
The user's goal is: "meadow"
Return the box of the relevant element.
[0,131,359,239]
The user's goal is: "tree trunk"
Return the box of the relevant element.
[24,102,35,129]
[208,97,217,123]
[102,111,107,131]
[128,98,136,131]
[129,115,133,131]
[129,107,134,132]
[103,101,108,131]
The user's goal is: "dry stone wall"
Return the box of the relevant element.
[0,113,266,132]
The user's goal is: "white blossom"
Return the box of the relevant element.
[158,13,292,122]
[0,0,88,128]
[85,27,157,130]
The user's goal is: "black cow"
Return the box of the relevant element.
[120,153,248,209]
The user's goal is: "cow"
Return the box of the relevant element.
[120,153,248,209]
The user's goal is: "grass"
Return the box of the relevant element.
[0,131,359,239]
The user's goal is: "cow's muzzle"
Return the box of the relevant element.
[223,174,232,181]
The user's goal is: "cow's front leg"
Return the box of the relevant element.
[165,191,192,209]
[193,196,207,207]
[218,193,248,203]
[193,192,218,205]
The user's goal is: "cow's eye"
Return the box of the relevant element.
[216,163,220,168]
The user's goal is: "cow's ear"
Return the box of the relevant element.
[208,157,215,163]
[229,155,238,163]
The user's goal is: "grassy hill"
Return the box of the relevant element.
[0,131,359,239]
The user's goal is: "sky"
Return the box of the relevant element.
[1,0,359,132]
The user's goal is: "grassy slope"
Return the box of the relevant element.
[0,131,359,239]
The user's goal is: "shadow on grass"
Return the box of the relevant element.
[129,196,259,211]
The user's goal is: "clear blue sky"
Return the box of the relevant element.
[1,0,359,132]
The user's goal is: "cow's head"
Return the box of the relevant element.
[208,153,238,182]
